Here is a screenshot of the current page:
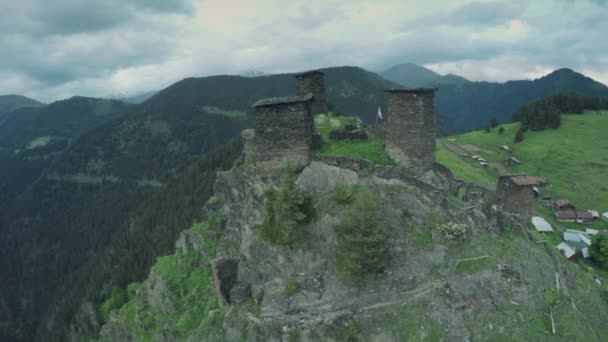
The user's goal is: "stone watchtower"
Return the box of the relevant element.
[253,94,314,171]
[496,174,545,218]
[295,70,328,115]
[384,88,437,175]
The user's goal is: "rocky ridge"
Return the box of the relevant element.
[99,150,608,341]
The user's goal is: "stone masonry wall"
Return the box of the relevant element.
[296,71,328,115]
[254,99,313,171]
[496,178,535,218]
[385,89,436,175]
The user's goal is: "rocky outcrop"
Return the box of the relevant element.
[98,157,608,341]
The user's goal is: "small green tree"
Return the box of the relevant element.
[590,234,608,269]
[497,126,505,134]
[513,129,524,143]
[260,173,313,247]
[334,188,390,287]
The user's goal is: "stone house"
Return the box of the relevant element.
[555,210,594,223]
[554,199,575,210]
[496,174,545,218]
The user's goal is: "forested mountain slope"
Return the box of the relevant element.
[435,68,608,133]
[0,66,399,342]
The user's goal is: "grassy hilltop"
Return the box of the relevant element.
[437,110,608,211]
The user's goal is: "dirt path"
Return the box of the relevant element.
[254,281,444,326]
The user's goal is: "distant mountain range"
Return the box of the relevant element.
[108,90,159,104]
[381,62,470,87]
[382,63,608,132]
[0,95,43,114]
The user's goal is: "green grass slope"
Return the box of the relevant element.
[314,114,394,165]
[437,110,608,212]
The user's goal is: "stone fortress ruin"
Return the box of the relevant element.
[252,69,437,175]
[249,69,539,218]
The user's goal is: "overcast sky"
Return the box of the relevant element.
[1,0,606,102]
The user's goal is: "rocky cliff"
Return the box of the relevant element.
[98,152,608,341]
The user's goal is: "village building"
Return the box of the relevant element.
[587,210,600,219]
[563,229,592,246]
[602,211,608,223]
[586,228,599,236]
[531,216,553,232]
[555,210,594,223]
[295,70,328,116]
[496,174,545,218]
[554,199,575,210]
[384,88,436,175]
[503,156,521,166]
[253,94,314,171]
[557,242,579,261]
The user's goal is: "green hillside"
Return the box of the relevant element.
[437,110,608,212]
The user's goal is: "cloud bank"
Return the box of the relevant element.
[0,0,606,102]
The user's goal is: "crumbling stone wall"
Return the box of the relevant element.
[253,94,314,171]
[384,89,436,175]
[496,177,535,218]
[295,70,328,115]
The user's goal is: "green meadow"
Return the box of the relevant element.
[437,110,608,212]
[315,114,395,166]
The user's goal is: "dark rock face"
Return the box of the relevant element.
[212,259,239,306]
[384,89,436,174]
[229,282,252,305]
[296,71,328,115]
[253,95,314,171]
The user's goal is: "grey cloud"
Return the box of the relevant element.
[0,0,190,91]
[0,0,195,36]
[404,1,522,29]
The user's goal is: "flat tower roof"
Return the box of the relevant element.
[253,94,314,108]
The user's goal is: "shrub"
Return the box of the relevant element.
[543,287,563,306]
[283,279,299,297]
[435,222,467,242]
[497,126,505,134]
[333,186,354,204]
[259,173,313,247]
[100,286,127,322]
[513,129,524,143]
[334,187,390,287]
[590,233,608,269]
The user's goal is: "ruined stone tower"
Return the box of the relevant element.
[384,88,437,174]
[253,94,314,171]
[295,70,328,115]
[496,174,545,218]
